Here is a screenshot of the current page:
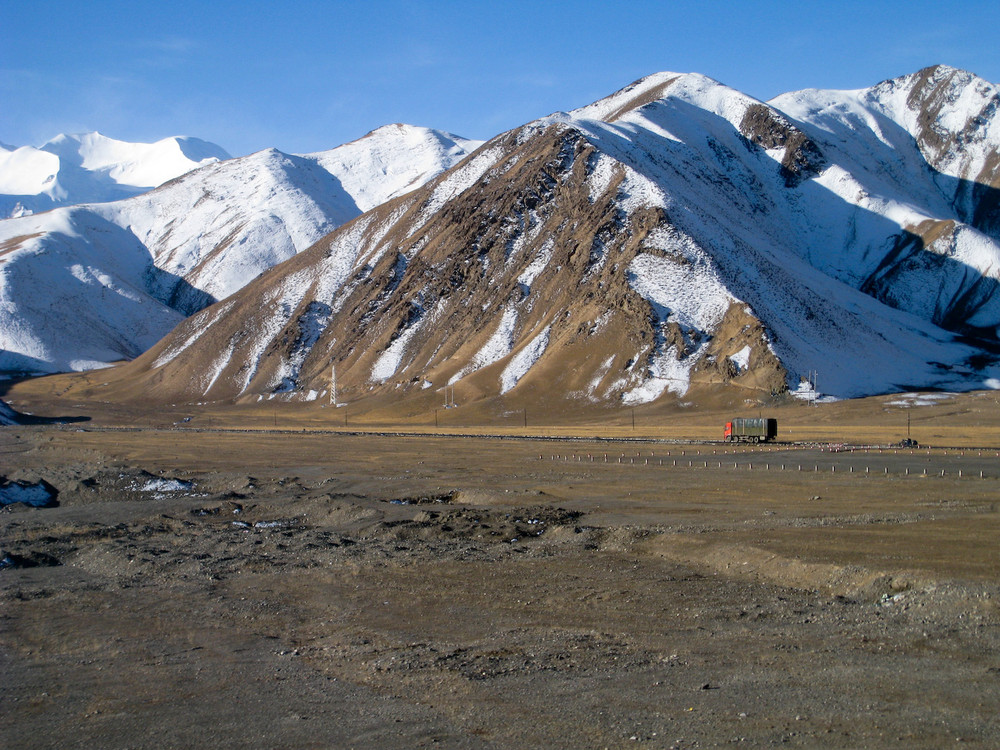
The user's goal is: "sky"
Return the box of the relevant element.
[3,0,1000,157]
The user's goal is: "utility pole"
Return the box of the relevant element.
[807,369,819,405]
[329,363,345,407]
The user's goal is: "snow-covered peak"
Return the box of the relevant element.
[866,64,997,122]
[769,65,1000,243]
[0,131,230,217]
[0,146,61,197]
[0,123,480,374]
[101,144,365,306]
[7,68,1000,406]
[772,66,1000,181]
[39,131,227,174]
[36,131,230,189]
[306,123,483,212]
[867,66,1000,173]
[569,72,686,122]
[561,71,820,188]
[570,71,763,130]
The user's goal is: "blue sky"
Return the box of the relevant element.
[3,0,999,156]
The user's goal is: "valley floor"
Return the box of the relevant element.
[2,427,999,748]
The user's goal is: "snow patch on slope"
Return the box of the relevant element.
[729,345,752,372]
[586,153,621,202]
[372,323,422,383]
[622,342,707,403]
[419,145,504,225]
[517,239,555,290]
[152,301,236,368]
[500,325,551,393]
[274,301,333,392]
[450,306,519,385]
[628,247,733,332]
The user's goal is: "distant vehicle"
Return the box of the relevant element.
[724,417,777,443]
[898,437,919,448]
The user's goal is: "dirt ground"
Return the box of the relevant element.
[2,418,999,749]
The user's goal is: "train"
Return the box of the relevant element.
[723,417,777,443]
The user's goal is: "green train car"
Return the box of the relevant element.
[723,417,777,443]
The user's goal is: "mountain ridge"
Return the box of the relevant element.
[7,66,1000,411]
[0,125,483,373]
[0,131,231,218]
[84,66,1000,412]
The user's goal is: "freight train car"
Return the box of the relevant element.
[723,417,777,443]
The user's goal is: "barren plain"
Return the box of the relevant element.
[2,386,1000,748]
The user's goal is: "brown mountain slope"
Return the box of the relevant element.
[86,121,784,414]
[48,69,1000,414]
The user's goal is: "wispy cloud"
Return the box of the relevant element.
[127,35,200,69]
[141,36,198,55]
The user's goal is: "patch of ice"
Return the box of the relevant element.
[791,380,818,401]
[0,399,21,426]
[0,481,56,507]
[790,380,841,403]
[140,478,193,492]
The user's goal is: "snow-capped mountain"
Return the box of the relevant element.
[0,125,482,373]
[89,65,1000,408]
[307,123,487,213]
[0,131,230,218]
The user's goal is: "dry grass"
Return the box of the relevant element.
[9,370,1000,447]
[4,387,1000,747]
